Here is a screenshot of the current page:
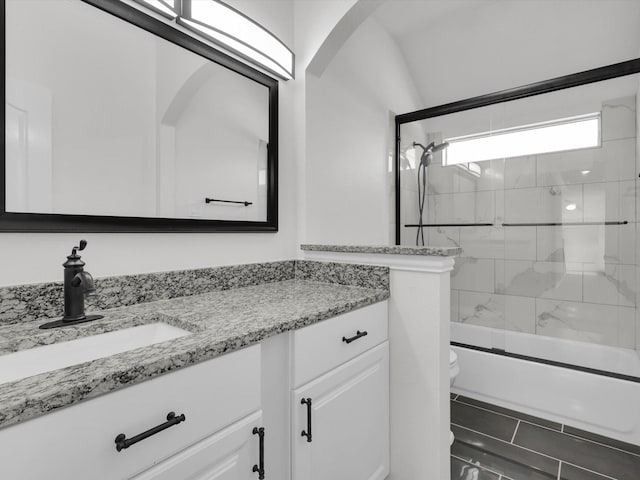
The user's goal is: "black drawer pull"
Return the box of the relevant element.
[115,411,186,452]
[252,427,265,479]
[342,330,368,344]
[301,398,312,443]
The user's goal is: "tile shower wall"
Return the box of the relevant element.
[404,96,638,351]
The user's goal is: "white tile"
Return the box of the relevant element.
[504,188,538,223]
[502,260,582,301]
[451,257,494,293]
[504,155,536,189]
[536,138,636,186]
[505,186,583,224]
[583,181,635,223]
[535,299,620,348]
[495,189,505,224]
[636,308,640,350]
[504,295,536,333]
[459,226,504,259]
[534,223,634,265]
[427,227,460,248]
[537,225,606,263]
[458,159,504,193]
[401,188,420,239]
[610,222,636,265]
[505,226,536,260]
[427,162,458,195]
[428,191,494,224]
[451,289,460,322]
[601,95,636,142]
[583,263,636,307]
[400,166,418,193]
[617,307,636,350]
[459,290,505,329]
[495,259,505,293]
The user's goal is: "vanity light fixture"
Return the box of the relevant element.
[132,0,294,80]
[443,112,601,166]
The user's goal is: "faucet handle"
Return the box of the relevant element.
[71,239,88,256]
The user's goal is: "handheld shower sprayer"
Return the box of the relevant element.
[412,141,450,167]
[412,140,450,246]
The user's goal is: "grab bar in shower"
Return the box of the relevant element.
[404,223,494,227]
[501,221,628,227]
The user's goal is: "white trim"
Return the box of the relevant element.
[301,250,455,273]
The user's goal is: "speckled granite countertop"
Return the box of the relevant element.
[301,244,462,256]
[0,278,388,430]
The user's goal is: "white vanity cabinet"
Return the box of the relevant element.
[130,411,264,480]
[0,300,390,480]
[0,344,263,480]
[290,301,390,480]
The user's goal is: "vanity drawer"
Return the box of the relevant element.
[292,301,388,387]
[0,344,260,480]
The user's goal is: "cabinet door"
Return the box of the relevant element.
[292,342,389,480]
[131,411,264,480]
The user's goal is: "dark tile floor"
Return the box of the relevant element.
[450,394,640,480]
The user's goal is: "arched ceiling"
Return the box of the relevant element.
[372,0,640,109]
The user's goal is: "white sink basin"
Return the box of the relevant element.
[0,322,191,385]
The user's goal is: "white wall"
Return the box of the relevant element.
[304,15,424,245]
[0,0,298,287]
[388,0,640,107]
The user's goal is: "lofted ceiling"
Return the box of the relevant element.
[371,0,640,110]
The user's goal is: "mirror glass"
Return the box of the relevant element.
[5,0,272,224]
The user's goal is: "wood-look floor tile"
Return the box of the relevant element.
[452,424,559,479]
[451,400,519,442]
[455,395,562,431]
[514,422,640,480]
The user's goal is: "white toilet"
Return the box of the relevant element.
[449,349,460,446]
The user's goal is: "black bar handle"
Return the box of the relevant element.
[205,197,253,206]
[115,411,186,452]
[252,427,265,479]
[404,223,494,227]
[502,221,628,226]
[301,398,312,443]
[342,330,368,344]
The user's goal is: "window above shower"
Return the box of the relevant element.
[442,112,601,167]
[395,60,640,379]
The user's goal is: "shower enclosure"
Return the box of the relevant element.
[396,59,640,444]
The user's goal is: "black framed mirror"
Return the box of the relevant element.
[1,0,278,232]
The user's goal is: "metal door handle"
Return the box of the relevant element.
[342,330,368,344]
[301,398,312,442]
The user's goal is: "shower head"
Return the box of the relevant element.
[431,141,450,153]
[412,141,450,167]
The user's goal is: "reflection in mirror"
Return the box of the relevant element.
[5,0,273,225]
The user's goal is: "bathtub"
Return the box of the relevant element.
[451,323,640,445]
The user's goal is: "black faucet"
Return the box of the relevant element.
[40,240,104,329]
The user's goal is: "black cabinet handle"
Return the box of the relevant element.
[252,427,265,479]
[115,411,186,452]
[342,330,368,344]
[301,398,312,443]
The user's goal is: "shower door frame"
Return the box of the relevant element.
[394,57,640,382]
[394,57,640,245]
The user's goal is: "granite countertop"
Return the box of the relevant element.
[301,244,462,256]
[0,279,388,430]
